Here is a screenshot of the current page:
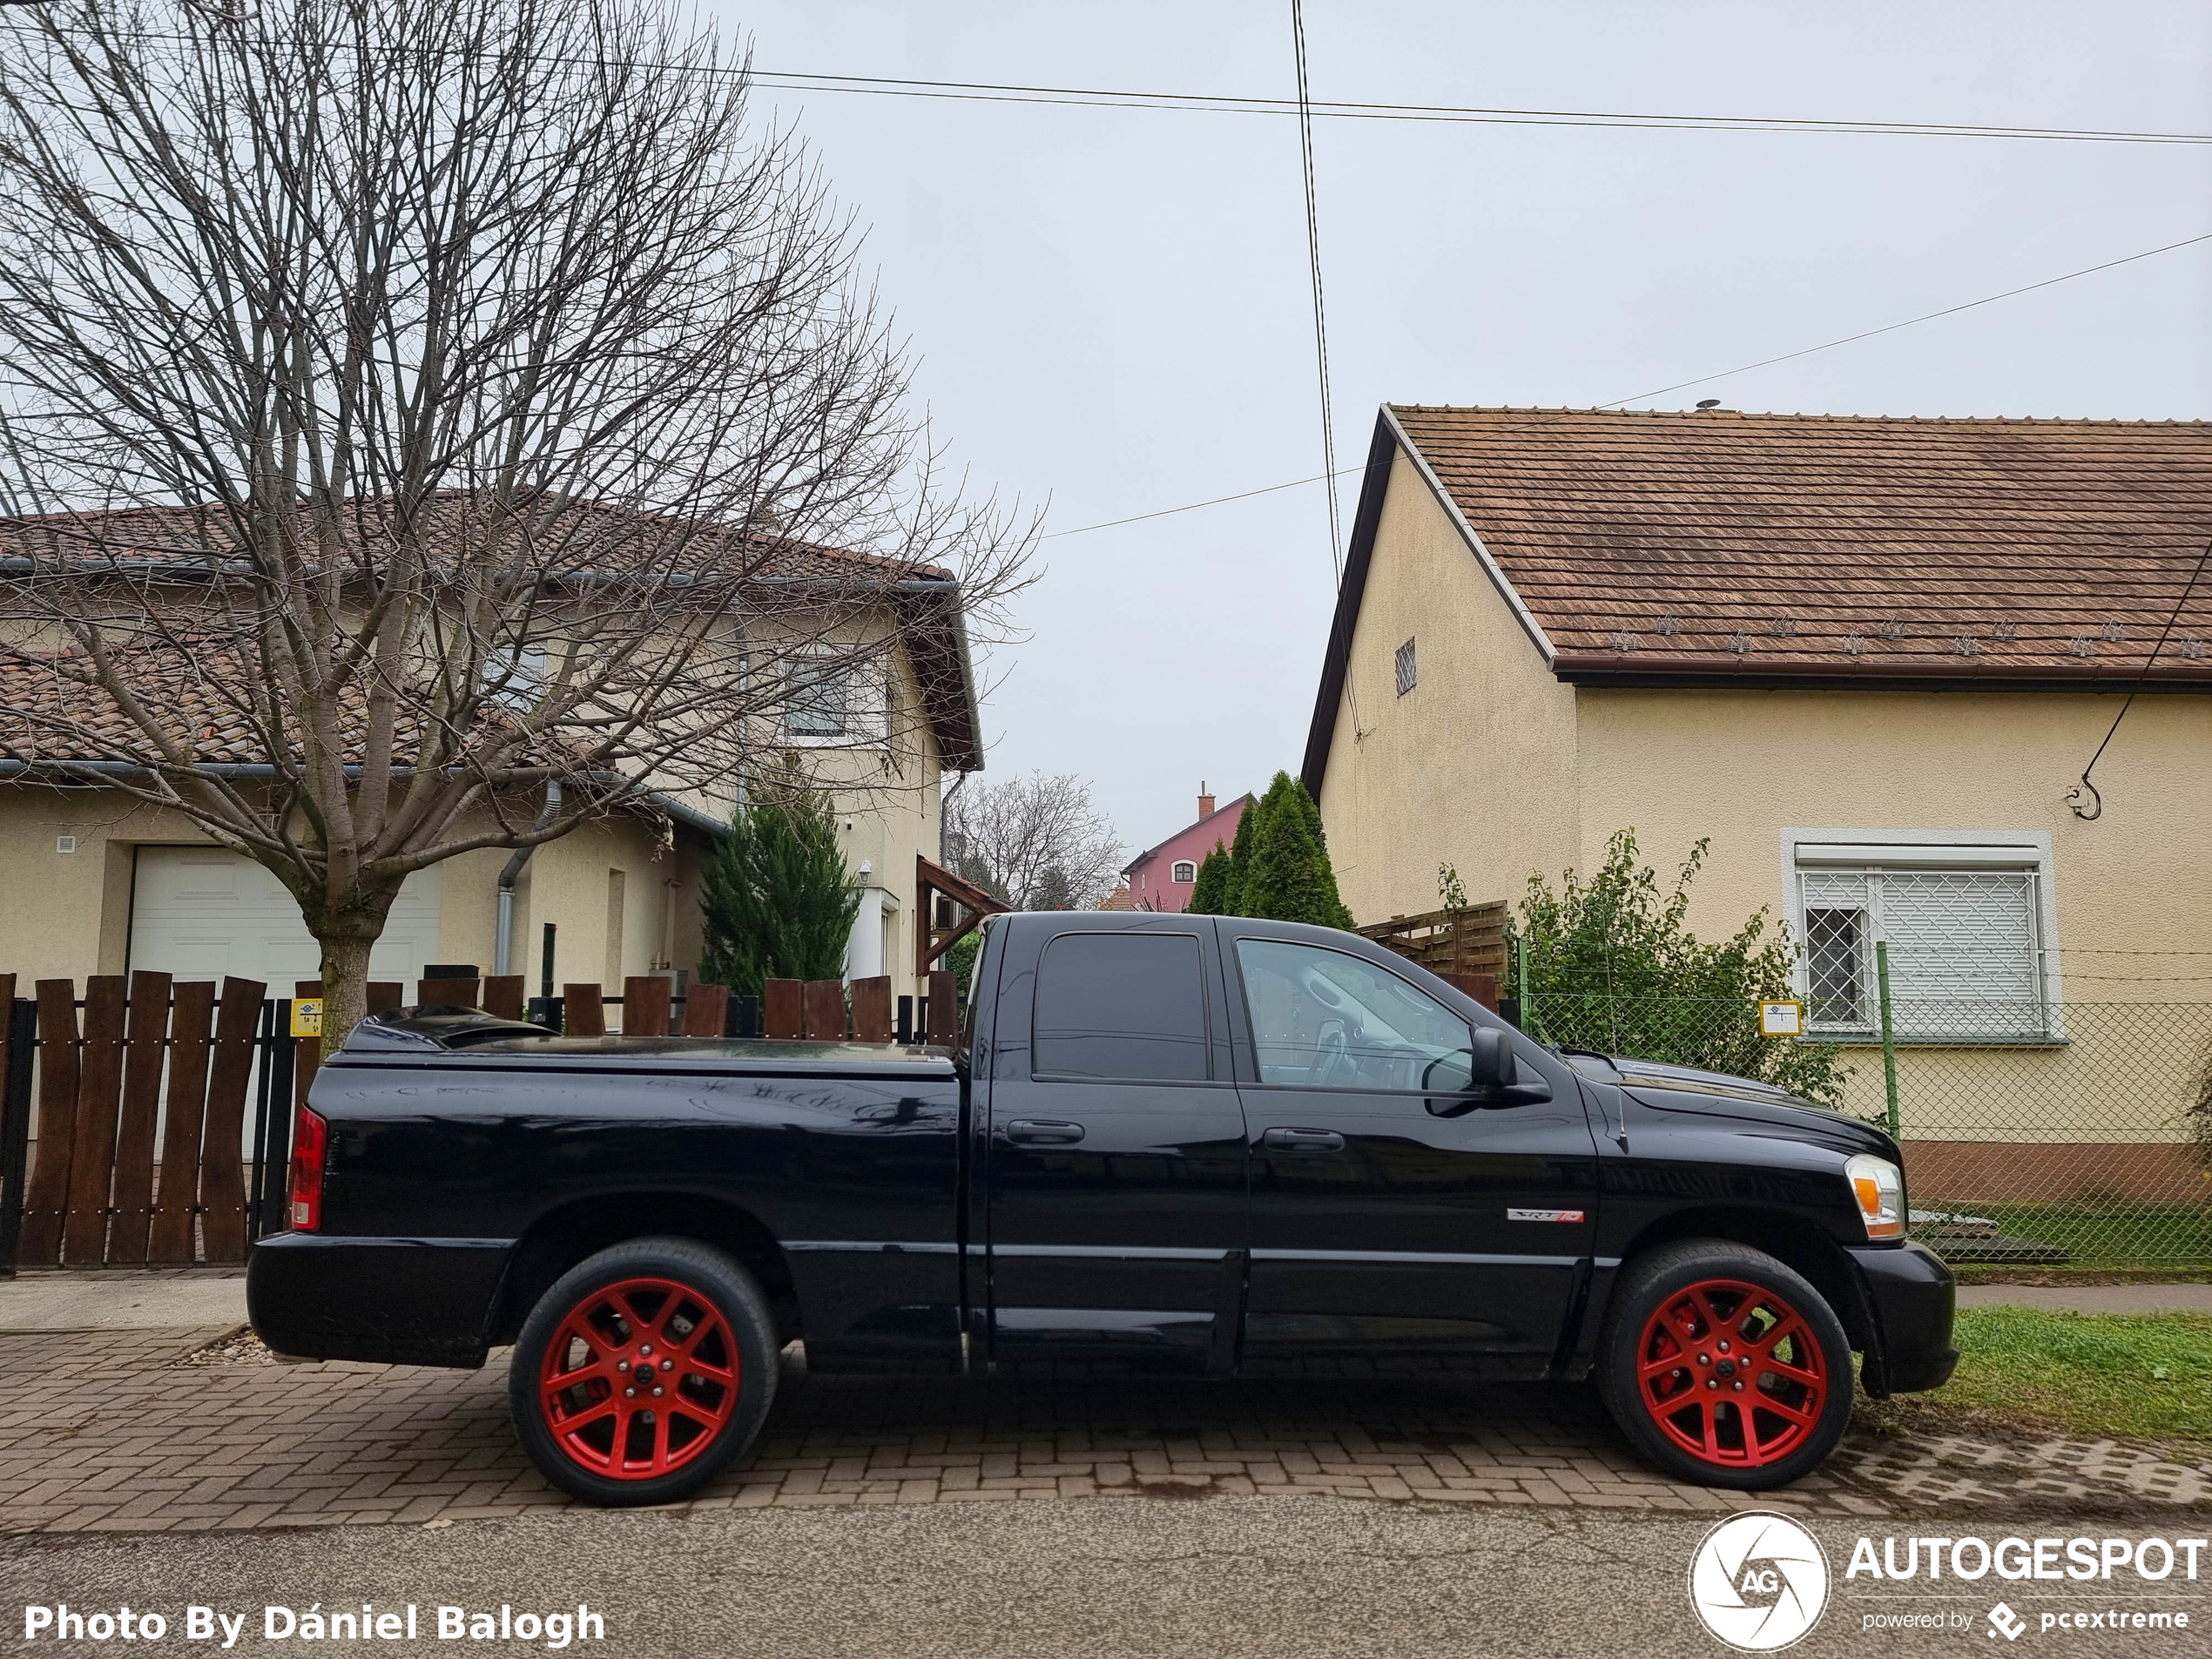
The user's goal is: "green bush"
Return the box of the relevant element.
[1517,828,1849,1109]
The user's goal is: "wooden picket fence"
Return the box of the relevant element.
[1,971,276,1269]
[550,970,958,1045]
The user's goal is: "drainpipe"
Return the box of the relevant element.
[494,781,563,977]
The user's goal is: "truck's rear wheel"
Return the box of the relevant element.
[510,1238,777,1506]
[1596,1239,1852,1490]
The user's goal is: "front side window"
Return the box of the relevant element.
[1033,932,1209,1082]
[1236,939,1469,1089]
[1797,860,2047,1040]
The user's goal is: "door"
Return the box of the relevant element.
[1227,933,1599,1379]
[131,846,443,987]
[983,921,1246,1376]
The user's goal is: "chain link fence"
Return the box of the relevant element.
[1521,991,2212,1266]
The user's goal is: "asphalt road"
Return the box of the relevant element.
[5,1497,2207,1659]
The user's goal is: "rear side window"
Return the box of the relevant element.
[1033,933,1209,1082]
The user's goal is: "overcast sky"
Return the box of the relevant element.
[718,0,2212,862]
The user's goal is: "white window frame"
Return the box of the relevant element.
[1778,827,2066,1045]
[482,642,548,711]
[1171,860,1197,884]
[783,654,894,752]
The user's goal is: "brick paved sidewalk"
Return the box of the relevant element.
[0,1328,2202,1534]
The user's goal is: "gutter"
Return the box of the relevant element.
[1,557,961,595]
[1549,651,2212,691]
[0,760,731,841]
[494,781,562,977]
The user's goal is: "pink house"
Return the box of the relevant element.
[1122,785,1252,913]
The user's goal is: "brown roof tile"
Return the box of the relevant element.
[1387,405,2212,673]
[1,496,979,769]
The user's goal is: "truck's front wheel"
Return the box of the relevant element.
[509,1238,779,1507]
[1596,1239,1853,1490]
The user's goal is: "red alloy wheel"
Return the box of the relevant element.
[1635,1277,1829,1471]
[537,1276,740,1480]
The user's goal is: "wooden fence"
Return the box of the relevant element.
[1357,902,1510,1010]
[3,972,274,1269]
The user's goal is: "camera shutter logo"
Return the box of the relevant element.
[1688,1512,1831,1651]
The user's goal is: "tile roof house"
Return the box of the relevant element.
[1121,786,1254,913]
[0,500,981,1005]
[1303,403,2211,1208]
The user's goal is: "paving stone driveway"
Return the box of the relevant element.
[1,1327,2203,1534]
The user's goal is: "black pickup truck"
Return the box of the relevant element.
[249,910,1956,1505]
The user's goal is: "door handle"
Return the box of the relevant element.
[1005,1119,1085,1146]
[1261,1126,1345,1153]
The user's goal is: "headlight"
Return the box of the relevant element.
[1845,1153,1905,1240]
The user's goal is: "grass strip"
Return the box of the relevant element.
[1858,1306,2212,1446]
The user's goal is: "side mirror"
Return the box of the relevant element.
[1424,1028,1554,1111]
[1468,1028,1514,1089]
[1422,1028,1514,1093]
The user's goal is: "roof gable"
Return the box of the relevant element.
[1305,406,2212,792]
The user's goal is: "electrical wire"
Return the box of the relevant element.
[736,70,2212,148]
[21,22,2211,145]
[1290,0,1343,590]
[2066,528,2212,821]
[1039,229,2212,540]
[1597,231,2212,410]
[1041,468,1360,539]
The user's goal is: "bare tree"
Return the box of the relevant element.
[0,0,1035,1046]
[943,772,1123,911]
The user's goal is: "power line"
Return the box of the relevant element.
[745,69,2212,148]
[1290,1,1344,590]
[1598,230,2212,409]
[1038,228,2212,539]
[1041,468,1360,539]
[29,24,2212,146]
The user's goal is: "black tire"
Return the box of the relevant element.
[509,1236,778,1507]
[1595,1238,1854,1490]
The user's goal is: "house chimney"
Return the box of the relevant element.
[1197,782,1214,821]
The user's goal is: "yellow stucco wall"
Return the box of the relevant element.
[1573,688,2211,1145]
[0,788,192,982]
[502,815,709,1007]
[1316,449,1581,927]
[0,786,707,1001]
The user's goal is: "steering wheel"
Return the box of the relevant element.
[1311,1021,1352,1086]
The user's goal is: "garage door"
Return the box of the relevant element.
[128,846,444,990]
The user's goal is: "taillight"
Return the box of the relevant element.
[288,1106,328,1232]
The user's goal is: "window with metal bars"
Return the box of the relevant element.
[1393,637,1417,697]
[1796,860,2050,1041]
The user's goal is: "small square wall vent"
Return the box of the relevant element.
[56,835,78,854]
